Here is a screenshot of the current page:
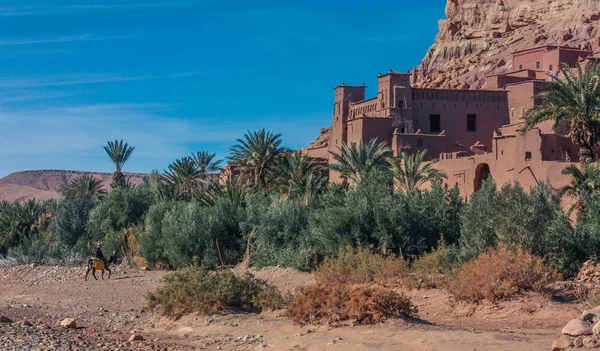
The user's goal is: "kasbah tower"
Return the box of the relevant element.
[303,44,600,199]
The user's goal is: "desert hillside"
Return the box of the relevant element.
[0,170,148,202]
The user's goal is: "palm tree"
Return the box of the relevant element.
[559,160,600,214]
[278,151,327,204]
[62,174,106,201]
[104,139,135,189]
[391,150,447,195]
[524,63,600,165]
[162,157,202,200]
[194,179,248,208]
[329,139,392,184]
[191,151,223,174]
[228,129,287,190]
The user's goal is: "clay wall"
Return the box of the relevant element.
[513,48,546,71]
[347,117,394,147]
[436,128,577,200]
[411,88,509,151]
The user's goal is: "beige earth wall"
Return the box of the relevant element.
[436,128,577,201]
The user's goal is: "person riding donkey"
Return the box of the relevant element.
[85,242,112,280]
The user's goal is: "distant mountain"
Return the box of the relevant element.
[0,170,149,202]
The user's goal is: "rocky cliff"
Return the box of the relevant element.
[414,0,600,89]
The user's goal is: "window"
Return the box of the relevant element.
[525,152,532,161]
[429,114,441,133]
[398,100,404,108]
[400,128,406,133]
[467,114,477,132]
[417,138,423,147]
[519,64,523,70]
[536,61,541,69]
[549,64,553,71]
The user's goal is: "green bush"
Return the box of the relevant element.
[140,199,244,268]
[147,267,283,318]
[243,194,317,270]
[52,197,95,250]
[87,185,154,254]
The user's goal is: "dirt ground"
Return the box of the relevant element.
[0,264,582,350]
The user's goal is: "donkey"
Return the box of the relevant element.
[85,252,117,281]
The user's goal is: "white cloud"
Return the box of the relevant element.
[0,34,123,46]
[0,72,207,88]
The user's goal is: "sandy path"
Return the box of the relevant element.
[0,265,579,350]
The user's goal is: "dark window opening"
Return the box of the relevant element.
[429,114,441,133]
[525,152,532,161]
[400,128,406,133]
[398,100,404,108]
[467,114,477,132]
[549,64,553,71]
[536,61,541,69]
[519,64,523,70]
[417,138,423,147]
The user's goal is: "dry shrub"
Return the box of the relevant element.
[315,246,408,287]
[131,256,146,269]
[147,267,283,319]
[286,284,416,325]
[447,244,561,303]
[411,242,450,275]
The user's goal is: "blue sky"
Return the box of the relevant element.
[0,0,445,177]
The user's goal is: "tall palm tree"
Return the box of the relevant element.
[191,151,223,174]
[559,160,600,214]
[524,63,600,165]
[104,139,135,189]
[227,129,287,190]
[162,157,202,200]
[329,139,392,184]
[62,174,106,201]
[278,151,327,204]
[391,150,447,195]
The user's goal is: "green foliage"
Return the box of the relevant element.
[458,179,577,274]
[87,185,154,254]
[140,199,244,268]
[228,129,287,190]
[392,150,447,195]
[104,139,135,189]
[147,267,282,318]
[60,174,106,201]
[329,139,392,184]
[243,194,316,270]
[524,63,600,162]
[52,197,96,250]
[162,157,203,200]
[278,151,327,205]
[0,200,49,255]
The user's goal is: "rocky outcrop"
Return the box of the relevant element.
[414,0,600,89]
[305,127,331,150]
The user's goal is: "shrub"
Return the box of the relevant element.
[447,244,560,303]
[243,194,317,270]
[147,267,283,318]
[286,284,416,325]
[314,246,408,287]
[411,242,452,275]
[140,199,244,268]
[52,197,95,250]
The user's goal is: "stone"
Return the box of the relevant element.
[593,321,600,335]
[0,316,12,323]
[575,335,584,347]
[561,30,571,41]
[552,335,572,351]
[60,318,77,329]
[22,321,32,327]
[492,31,502,38]
[583,336,600,348]
[563,318,593,336]
[128,334,144,342]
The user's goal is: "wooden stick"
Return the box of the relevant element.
[216,239,225,268]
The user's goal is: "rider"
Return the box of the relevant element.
[93,242,108,269]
